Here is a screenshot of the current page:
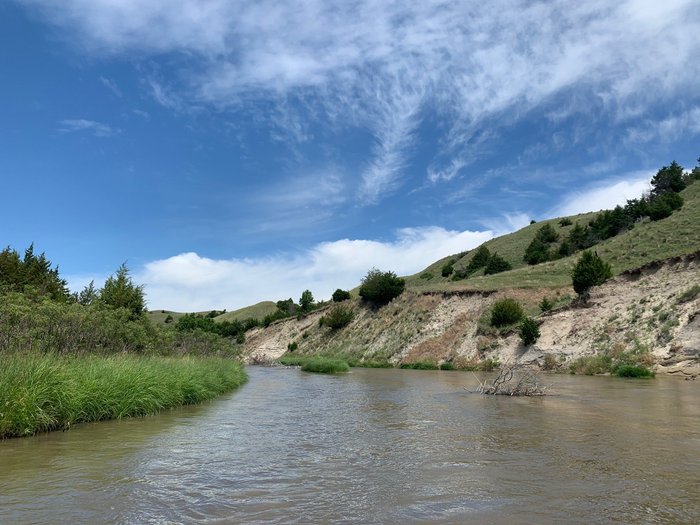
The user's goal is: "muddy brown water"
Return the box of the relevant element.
[1,367,699,524]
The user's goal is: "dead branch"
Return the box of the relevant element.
[472,364,549,396]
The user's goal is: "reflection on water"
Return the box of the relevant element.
[1,368,698,524]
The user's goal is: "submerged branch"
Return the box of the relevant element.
[472,364,549,396]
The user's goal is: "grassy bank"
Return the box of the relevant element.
[0,354,247,439]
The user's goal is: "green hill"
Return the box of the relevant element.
[215,301,278,323]
[407,180,700,293]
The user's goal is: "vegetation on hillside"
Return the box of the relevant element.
[408,157,700,292]
[359,268,406,306]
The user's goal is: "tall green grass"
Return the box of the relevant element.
[300,357,349,374]
[0,354,247,438]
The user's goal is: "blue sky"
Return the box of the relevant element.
[2,0,699,310]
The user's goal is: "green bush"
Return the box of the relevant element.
[539,297,554,312]
[523,237,551,265]
[332,289,351,302]
[358,269,405,306]
[288,341,298,352]
[612,364,654,378]
[559,218,573,227]
[519,317,540,346]
[439,362,455,370]
[420,272,433,280]
[571,251,613,298]
[467,246,491,273]
[301,358,349,374]
[323,304,355,329]
[490,298,524,327]
[484,253,512,275]
[535,223,560,243]
[441,261,454,277]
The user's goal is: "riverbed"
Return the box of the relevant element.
[1,367,698,524]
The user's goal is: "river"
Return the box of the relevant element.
[1,367,699,524]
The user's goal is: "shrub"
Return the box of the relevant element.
[523,237,551,265]
[567,223,594,251]
[439,362,455,370]
[483,253,512,275]
[323,304,355,329]
[541,354,559,370]
[678,285,700,303]
[571,251,613,298]
[420,272,433,280]
[535,223,559,243]
[559,217,573,227]
[359,268,405,306]
[557,240,573,257]
[569,354,613,375]
[519,317,540,346]
[332,289,351,302]
[490,298,524,327]
[441,262,454,277]
[287,342,298,352]
[539,297,554,312]
[467,246,491,272]
[612,364,654,378]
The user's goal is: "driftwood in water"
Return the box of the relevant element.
[474,364,549,396]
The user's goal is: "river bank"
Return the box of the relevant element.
[243,252,700,377]
[0,354,247,439]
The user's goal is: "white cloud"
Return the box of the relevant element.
[552,171,651,216]
[625,107,700,145]
[22,0,700,201]
[58,118,119,137]
[136,226,493,311]
[99,76,122,97]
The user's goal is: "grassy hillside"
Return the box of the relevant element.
[408,181,700,292]
[147,310,188,325]
[215,301,278,323]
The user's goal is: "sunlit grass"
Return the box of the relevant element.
[0,354,247,438]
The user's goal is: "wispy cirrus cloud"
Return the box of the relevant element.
[99,76,122,98]
[58,118,119,137]
[24,0,700,202]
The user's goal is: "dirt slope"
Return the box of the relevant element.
[243,252,700,376]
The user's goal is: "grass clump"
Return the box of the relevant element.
[678,284,700,303]
[0,354,247,439]
[612,364,655,378]
[277,355,310,366]
[399,361,439,370]
[322,304,355,330]
[300,357,349,374]
[569,354,613,375]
